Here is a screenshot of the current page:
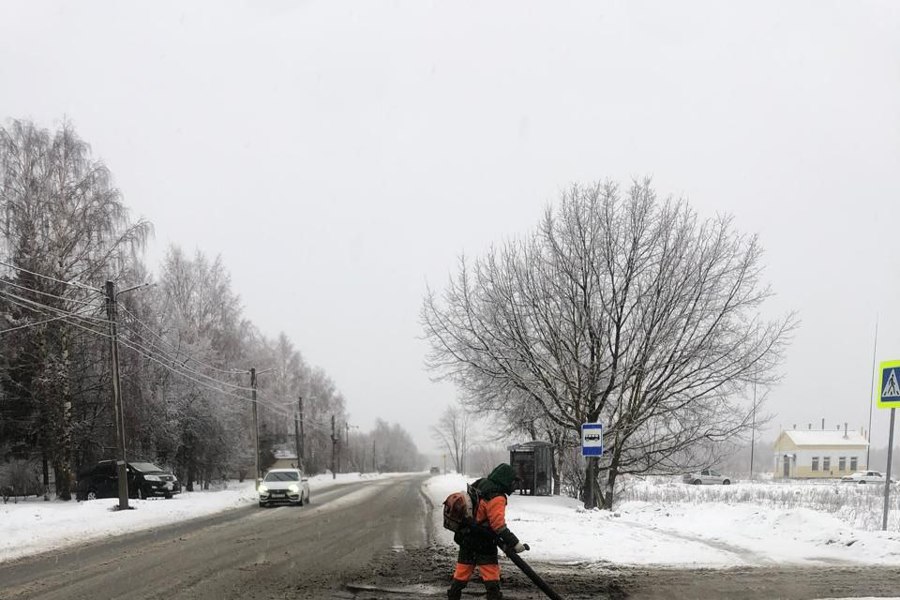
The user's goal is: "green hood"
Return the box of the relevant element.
[476,463,518,496]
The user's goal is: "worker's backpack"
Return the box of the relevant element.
[442,484,481,533]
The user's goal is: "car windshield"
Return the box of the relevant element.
[264,472,299,482]
[129,462,164,473]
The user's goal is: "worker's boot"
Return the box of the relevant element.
[447,579,467,600]
[484,580,503,600]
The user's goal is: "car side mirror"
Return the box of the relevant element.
[301,478,308,483]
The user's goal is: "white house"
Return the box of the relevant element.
[773,428,868,479]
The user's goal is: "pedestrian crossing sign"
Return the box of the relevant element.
[878,360,900,409]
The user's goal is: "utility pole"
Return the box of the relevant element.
[372,438,377,473]
[105,281,130,511]
[868,317,879,469]
[345,422,350,472]
[330,415,337,480]
[294,402,302,472]
[250,368,260,485]
[297,396,304,471]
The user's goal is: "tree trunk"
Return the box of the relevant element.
[552,447,561,496]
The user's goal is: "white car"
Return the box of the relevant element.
[258,468,310,507]
[682,469,732,485]
[841,471,895,484]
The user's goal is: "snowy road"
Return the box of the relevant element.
[0,474,433,600]
[4,474,900,600]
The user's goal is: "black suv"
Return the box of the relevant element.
[75,460,181,500]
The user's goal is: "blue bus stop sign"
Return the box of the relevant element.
[581,423,603,457]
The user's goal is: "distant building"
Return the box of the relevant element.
[269,449,300,471]
[773,428,868,479]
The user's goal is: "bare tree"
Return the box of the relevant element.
[431,404,471,474]
[422,179,795,508]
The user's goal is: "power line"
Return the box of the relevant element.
[0,286,332,432]
[0,288,111,326]
[117,338,301,420]
[0,278,100,307]
[0,311,95,335]
[0,290,109,337]
[0,259,104,294]
[117,305,247,375]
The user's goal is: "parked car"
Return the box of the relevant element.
[258,468,310,507]
[75,460,181,501]
[841,471,896,484]
[429,466,441,475]
[682,469,732,485]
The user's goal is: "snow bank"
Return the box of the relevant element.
[0,471,396,563]
[422,474,900,567]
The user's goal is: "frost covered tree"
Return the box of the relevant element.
[422,180,795,508]
[0,120,149,499]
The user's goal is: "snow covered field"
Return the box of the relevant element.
[423,474,900,568]
[620,476,900,531]
[0,472,393,563]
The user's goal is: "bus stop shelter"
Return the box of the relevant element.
[508,441,554,496]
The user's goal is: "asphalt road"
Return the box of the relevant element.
[5,475,900,600]
[0,474,433,600]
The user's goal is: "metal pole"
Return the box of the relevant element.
[750,382,756,480]
[883,407,895,531]
[868,317,879,469]
[105,281,130,510]
[250,368,260,485]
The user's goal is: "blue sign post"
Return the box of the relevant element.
[581,423,603,457]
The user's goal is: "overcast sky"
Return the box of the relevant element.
[2,1,899,455]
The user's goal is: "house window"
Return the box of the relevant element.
[851,457,858,471]
[839,457,846,471]
[812,457,819,471]
[823,457,831,472]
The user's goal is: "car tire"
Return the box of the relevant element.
[722,479,731,485]
[692,479,702,485]
[164,492,172,499]
[305,492,310,505]
[86,490,98,501]
[259,501,267,508]
[859,480,866,485]
[297,495,303,507]
[136,487,144,500]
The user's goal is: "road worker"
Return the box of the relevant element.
[447,463,528,600]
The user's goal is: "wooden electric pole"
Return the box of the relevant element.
[250,368,260,485]
[296,396,304,471]
[105,281,130,511]
[330,415,337,479]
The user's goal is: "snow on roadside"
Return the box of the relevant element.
[422,474,900,567]
[0,472,396,564]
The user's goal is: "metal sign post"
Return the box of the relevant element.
[878,360,900,530]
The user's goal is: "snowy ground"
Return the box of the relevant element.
[0,472,395,563]
[423,474,900,568]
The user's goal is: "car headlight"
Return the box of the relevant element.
[288,484,300,493]
[144,475,161,482]
[258,484,268,494]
